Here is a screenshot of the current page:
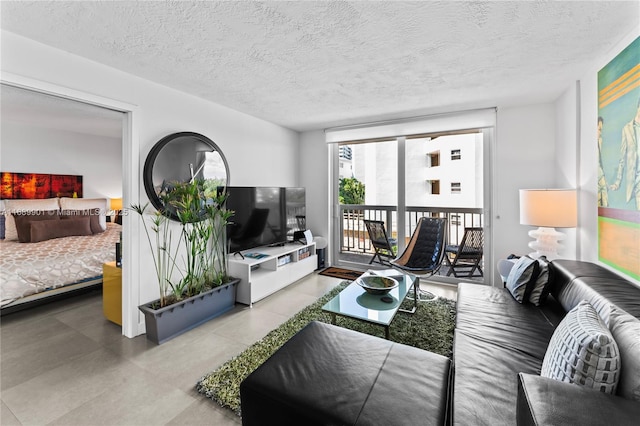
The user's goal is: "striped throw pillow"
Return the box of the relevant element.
[505,256,539,303]
[528,256,553,306]
[541,300,620,394]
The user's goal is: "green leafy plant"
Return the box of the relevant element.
[339,177,365,204]
[130,202,181,308]
[132,179,233,307]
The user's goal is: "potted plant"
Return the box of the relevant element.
[132,179,239,344]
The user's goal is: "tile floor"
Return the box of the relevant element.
[0,272,457,425]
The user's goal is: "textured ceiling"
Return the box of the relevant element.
[1,1,639,132]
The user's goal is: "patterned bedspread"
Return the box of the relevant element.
[0,222,121,307]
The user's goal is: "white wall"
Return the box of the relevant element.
[1,123,123,199]
[552,83,580,260]
[1,30,301,336]
[493,104,557,267]
[299,130,330,244]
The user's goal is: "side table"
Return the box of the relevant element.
[103,261,122,325]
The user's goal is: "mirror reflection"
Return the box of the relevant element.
[143,132,230,220]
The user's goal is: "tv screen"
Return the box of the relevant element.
[223,186,305,253]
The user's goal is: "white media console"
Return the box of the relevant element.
[228,242,317,305]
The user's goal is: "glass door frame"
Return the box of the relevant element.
[330,128,494,286]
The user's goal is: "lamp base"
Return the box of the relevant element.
[527,227,565,260]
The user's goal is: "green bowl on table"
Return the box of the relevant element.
[356,275,399,295]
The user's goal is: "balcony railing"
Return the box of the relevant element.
[338,204,484,278]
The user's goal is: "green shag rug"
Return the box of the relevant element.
[196,281,456,416]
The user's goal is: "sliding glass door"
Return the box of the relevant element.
[331,127,492,285]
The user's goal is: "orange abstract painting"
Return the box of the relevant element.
[0,172,83,199]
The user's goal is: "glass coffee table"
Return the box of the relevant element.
[321,271,417,339]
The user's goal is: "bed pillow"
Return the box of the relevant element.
[3,198,61,241]
[505,255,540,303]
[59,198,107,231]
[541,300,620,394]
[13,210,61,243]
[608,307,640,401]
[60,208,103,234]
[30,217,92,243]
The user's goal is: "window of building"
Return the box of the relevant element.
[451,214,461,225]
[451,182,461,193]
[451,149,461,160]
[339,146,353,160]
[428,179,440,195]
[427,151,440,167]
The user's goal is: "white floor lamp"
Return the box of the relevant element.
[519,189,577,260]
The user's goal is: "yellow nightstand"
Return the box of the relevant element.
[103,261,122,325]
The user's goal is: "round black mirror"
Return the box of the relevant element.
[143,132,229,220]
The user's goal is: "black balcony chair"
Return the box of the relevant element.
[363,219,397,266]
[444,227,484,278]
[390,217,448,307]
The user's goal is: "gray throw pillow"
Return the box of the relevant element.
[506,256,539,303]
[541,300,620,394]
[609,307,640,401]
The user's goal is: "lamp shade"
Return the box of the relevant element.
[110,198,123,211]
[519,189,577,228]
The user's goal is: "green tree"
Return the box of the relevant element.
[339,177,365,204]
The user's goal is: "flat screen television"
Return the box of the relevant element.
[223,186,306,253]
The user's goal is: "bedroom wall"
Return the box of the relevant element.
[0,123,123,199]
[1,30,301,336]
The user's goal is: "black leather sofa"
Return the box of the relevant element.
[241,260,640,425]
[454,260,640,425]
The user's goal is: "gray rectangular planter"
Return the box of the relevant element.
[139,278,239,345]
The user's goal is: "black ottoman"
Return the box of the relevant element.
[240,321,451,425]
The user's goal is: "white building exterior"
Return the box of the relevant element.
[338,145,354,179]
[348,133,483,208]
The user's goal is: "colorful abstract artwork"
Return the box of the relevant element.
[0,172,83,199]
[597,36,640,280]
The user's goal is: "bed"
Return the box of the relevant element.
[0,194,121,312]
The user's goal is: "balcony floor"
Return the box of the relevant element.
[336,251,484,283]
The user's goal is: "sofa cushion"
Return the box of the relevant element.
[541,300,620,394]
[240,321,451,426]
[506,256,540,303]
[609,307,640,401]
[453,284,560,425]
[550,260,640,323]
[517,373,640,426]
